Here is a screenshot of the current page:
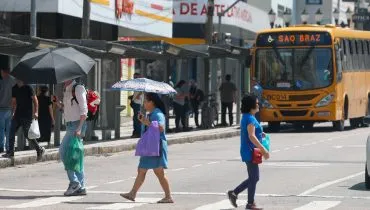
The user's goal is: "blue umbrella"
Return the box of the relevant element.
[111,78,177,95]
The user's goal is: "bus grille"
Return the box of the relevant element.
[289,94,319,101]
[280,110,308,117]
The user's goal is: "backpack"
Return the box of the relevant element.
[71,83,101,119]
[196,89,205,102]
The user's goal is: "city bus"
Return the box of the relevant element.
[252,25,370,132]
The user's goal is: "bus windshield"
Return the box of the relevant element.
[255,47,333,90]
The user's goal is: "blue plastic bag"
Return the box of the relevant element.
[262,134,270,151]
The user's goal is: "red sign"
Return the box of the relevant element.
[116,0,134,19]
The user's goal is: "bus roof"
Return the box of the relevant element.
[257,24,370,40]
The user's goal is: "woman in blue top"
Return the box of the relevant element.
[120,93,173,204]
[227,94,270,209]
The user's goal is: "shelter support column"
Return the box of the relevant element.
[236,60,242,124]
[53,84,63,146]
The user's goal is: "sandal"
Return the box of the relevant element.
[157,197,174,204]
[120,193,135,202]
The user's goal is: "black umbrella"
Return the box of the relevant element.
[11,47,96,84]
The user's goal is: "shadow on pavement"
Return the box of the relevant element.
[264,124,358,134]
[0,195,64,200]
[64,201,160,205]
[349,182,369,191]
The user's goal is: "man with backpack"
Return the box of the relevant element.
[54,79,88,196]
[189,80,204,128]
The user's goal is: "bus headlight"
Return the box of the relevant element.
[316,93,335,107]
[261,98,273,109]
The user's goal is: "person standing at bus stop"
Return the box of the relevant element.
[219,75,237,126]
[0,68,15,153]
[129,73,144,138]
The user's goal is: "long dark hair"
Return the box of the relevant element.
[146,93,166,115]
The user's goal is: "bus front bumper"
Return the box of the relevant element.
[260,103,340,122]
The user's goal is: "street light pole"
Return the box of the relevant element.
[283,8,292,27]
[333,8,340,26]
[268,9,277,28]
[315,9,323,25]
[217,0,245,42]
[301,8,309,24]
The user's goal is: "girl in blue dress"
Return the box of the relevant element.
[120,93,173,204]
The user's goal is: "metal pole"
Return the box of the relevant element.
[236,60,242,124]
[204,0,214,97]
[54,84,63,146]
[218,15,222,43]
[81,0,91,39]
[30,0,36,36]
[217,0,243,43]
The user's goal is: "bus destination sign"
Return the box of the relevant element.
[256,32,332,47]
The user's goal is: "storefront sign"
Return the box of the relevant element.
[352,13,370,23]
[173,0,268,32]
[58,0,173,37]
[256,32,332,47]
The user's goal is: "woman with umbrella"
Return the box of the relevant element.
[120,93,174,204]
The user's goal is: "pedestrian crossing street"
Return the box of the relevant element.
[0,195,345,210]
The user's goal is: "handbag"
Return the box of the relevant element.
[252,148,263,164]
[135,121,161,157]
[28,119,41,139]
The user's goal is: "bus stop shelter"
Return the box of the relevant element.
[0,34,251,151]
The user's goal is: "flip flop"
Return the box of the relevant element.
[120,193,135,202]
[157,197,174,204]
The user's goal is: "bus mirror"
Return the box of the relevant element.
[337,71,343,82]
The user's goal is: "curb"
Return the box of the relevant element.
[0,129,240,169]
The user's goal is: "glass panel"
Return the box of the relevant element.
[255,48,333,90]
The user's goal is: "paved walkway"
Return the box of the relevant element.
[0,124,241,168]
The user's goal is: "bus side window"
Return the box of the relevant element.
[365,40,370,69]
[335,44,343,82]
[352,40,358,70]
[362,40,369,70]
[340,39,347,70]
[359,40,365,70]
[346,39,353,71]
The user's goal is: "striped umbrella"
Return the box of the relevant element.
[111,78,176,95]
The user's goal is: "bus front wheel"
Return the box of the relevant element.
[268,122,280,133]
[333,120,345,131]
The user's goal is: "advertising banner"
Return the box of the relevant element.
[58,0,173,37]
[173,0,269,32]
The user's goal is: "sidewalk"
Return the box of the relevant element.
[0,125,241,168]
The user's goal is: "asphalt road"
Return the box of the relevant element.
[0,122,369,210]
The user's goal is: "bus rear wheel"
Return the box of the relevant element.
[268,122,280,133]
[350,118,361,129]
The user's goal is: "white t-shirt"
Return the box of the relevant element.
[63,82,88,122]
